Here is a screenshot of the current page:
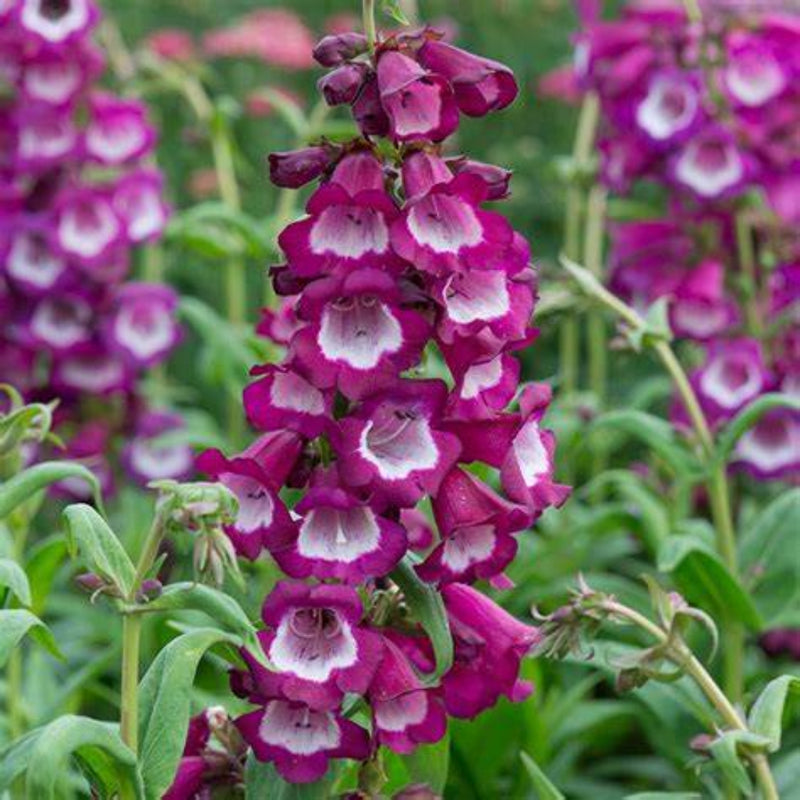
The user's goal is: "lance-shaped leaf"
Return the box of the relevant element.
[0,729,41,792]
[23,715,142,800]
[391,556,453,683]
[520,751,565,800]
[137,628,240,800]
[748,675,800,753]
[0,461,102,521]
[62,504,136,600]
[25,536,68,616]
[0,558,32,606]
[0,609,63,666]
[708,730,771,796]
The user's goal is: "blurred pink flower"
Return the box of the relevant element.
[144,28,197,63]
[244,87,304,119]
[202,9,314,69]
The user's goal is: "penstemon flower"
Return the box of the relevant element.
[0,0,185,492]
[201,12,569,786]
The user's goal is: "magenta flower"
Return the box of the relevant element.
[15,0,98,45]
[440,583,540,719]
[268,146,332,189]
[724,31,788,108]
[55,187,122,265]
[671,126,749,200]
[84,93,156,166]
[635,70,703,144]
[733,409,800,480]
[113,169,170,243]
[272,479,408,585]
[121,410,194,487]
[197,433,301,559]
[669,260,739,341]
[376,50,459,143]
[236,699,369,784]
[335,380,461,508]
[368,638,447,754]
[417,39,518,117]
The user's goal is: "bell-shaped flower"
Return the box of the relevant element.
[418,467,529,585]
[52,344,132,396]
[724,31,788,108]
[447,157,512,200]
[635,70,703,144]
[106,282,181,368]
[376,50,459,142]
[27,293,93,353]
[290,268,431,400]
[367,638,447,754]
[269,146,332,189]
[196,432,302,559]
[672,125,749,200]
[122,410,194,487]
[417,39,518,117]
[20,44,99,107]
[312,32,368,67]
[318,62,367,106]
[84,94,156,166]
[391,172,519,277]
[440,583,540,718]
[3,221,68,295]
[733,408,800,481]
[244,364,331,438]
[236,698,370,784]
[14,107,79,170]
[669,260,739,341]
[272,477,408,584]
[335,379,461,508]
[16,0,98,44]
[113,169,170,243]
[352,71,391,137]
[278,152,400,279]
[55,187,122,265]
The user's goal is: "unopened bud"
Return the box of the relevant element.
[312,32,368,67]
[136,579,163,603]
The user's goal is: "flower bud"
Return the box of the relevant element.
[318,63,367,106]
[153,480,239,532]
[448,157,512,200]
[268,146,331,189]
[136,578,163,603]
[312,32,368,67]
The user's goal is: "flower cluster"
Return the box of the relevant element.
[0,0,187,491]
[546,2,799,481]
[200,24,567,784]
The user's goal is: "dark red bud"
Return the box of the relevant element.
[136,578,163,603]
[312,32,369,67]
[449,157,512,200]
[75,572,106,593]
[318,63,367,106]
[268,146,331,189]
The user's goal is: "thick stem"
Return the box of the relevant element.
[363,0,377,52]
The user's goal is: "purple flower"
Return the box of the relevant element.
[417,39,518,117]
[447,157,513,200]
[733,408,800,480]
[14,107,80,170]
[269,146,332,189]
[335,380,461,508]
[368,638,447,754]
[240,581,383,711]
[16,0,99,45]
[290,267,431,399]
[55,187,122,265]
[669,260,739,341]
[692,339,773,424]
[236,699,370,784]
[391,172,517,277]
[440,583,540,718]
[52,345,132,396]
[84,93,156,166]
[312,32,368,67]
[105,282,180,368]
[351,71,391,138]
[272,477,408,584]
[244,364,331,438]
[759,628,800,661]
[635,70,703,144]
[278,156,400,280]
[18,44,100,107]
[671,126,749,200]
[318,63,367,106]
[376,50,459,143]
[724,31,788,108]
[2,221,68,295]
[113,169,170,243]
[197,433,302,559]
[417,467,529,585]
[121,410,194,487]
[26,293,93,353]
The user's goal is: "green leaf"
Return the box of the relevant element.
[25,536,68,615]
[0,728,42,791]
[748,675,800,752]
[740,489,800,627]
[715,393,800,466]
[0,557,31,606]
[657,522,762,630]
[625,794,701,799]
[245,754,339,799]
[138,627,240,800]
[404,731,450,794]
[520,751,565,800]
[62,504,136,599]
[382,0,410,25]
[0,609,63,665]
[0,461,102,520]
[24,715,142,800]
[588,410,700,478]
[391,557,453,682]
[708,731,771,796]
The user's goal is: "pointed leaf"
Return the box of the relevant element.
[520,751,565,800]
[0,609,63,665]
[138,628,240,799]
[748,675,800,752]
[25,536,68,615]
[0,557,31,606]
[0,728,42,791]
[404,731,450,794]
[0,461,102,520]
[391,557,453,682]
[62,504,136,599]
[24,715,142,800]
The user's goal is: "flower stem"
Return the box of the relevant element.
[363,0,377,53]
[119,613,141,755]
[603,600,778,800]
[560,92,600,395]
[734,211,763,339]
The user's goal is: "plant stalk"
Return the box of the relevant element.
[119,613,141,754]
[363,0,377,52]
[734,212,763,339]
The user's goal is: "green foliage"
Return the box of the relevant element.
[0,609,63,666]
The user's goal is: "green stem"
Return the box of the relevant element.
[734,212,762,339]
[559,93,600,395]
[604,601,777,800]
[363,0,377,52]
[119,613,141,756]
